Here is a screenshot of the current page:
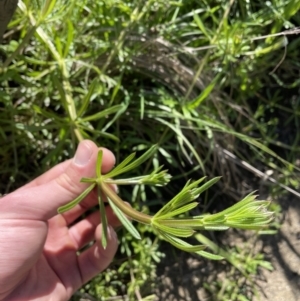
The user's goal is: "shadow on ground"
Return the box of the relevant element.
[254,196,300,301]
[154,195,300,301]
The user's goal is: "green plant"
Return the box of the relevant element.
[199,232,273,301]
[2,0,300,300]
[58,144,273,259]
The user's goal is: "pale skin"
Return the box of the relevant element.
[0,140,121,301]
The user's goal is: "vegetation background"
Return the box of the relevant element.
[1,0,300,300]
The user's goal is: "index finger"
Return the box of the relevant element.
[19,147,115,190]
[0,140,116,221]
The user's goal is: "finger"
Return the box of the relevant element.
[77,225,118,284]
[0,140,115,221]
[68,206,121,250]
[20,147,115,190]
[20,160,71,189]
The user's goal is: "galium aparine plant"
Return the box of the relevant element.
[58,145,273,260]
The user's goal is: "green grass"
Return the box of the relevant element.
[1,0,300,300]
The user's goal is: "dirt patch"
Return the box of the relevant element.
[155,195,300,301]
[253,196,300,301]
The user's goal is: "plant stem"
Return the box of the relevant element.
[158,218,205,229]
[100,182,152,225]
[18,4,83,143]
[60,60,83,142]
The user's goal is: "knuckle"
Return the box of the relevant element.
[55,170,81,196]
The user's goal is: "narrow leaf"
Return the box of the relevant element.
[155,118,205,171]
[195,233,246,274]
[104,153,136,178]
[117,145,157,175]
[57,184,96,213]
[155,177,206,217]
[197,250,224,260]
[107,197,141,240]
[193,177,221,197]
[159,218,205,229]
[96,150,103,178]
[98,186,108,249]
[154,223,194,237]
[203,225,229,231]
[224,219,273,230]
[105,169,170,186]
[187,75,218,110]
[63,20,74,58]
[77,78,98,117]
[51,75,68,111]
[81,105,123,122]
[205,192,257,221]
[155,202,199,219]
[193,12,211,39]
[42,0,57,19]
[258,229,278,235]
[158,231,206,252]
[80,177,96,183]
[33,105,65,122]
[105,145,158,178]
[78,125,120,142]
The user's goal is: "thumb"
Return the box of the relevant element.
[0,140,115,220]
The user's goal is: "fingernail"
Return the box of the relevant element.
[107,226,117,241]
[74,141,93,166]
[111,183,119,194]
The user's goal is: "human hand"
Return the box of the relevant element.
[0,140,120,301]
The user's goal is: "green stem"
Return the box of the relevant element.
[158,218,205,229]
[60,60,83,142]
[195,233,248,277]
[18,6,83,143]
[100,182,152,225]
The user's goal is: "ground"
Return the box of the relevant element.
[253,196,300,301]
[155,195,300,301]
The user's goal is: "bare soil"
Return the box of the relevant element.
[253,196,300,301]
[155,195,300,301]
